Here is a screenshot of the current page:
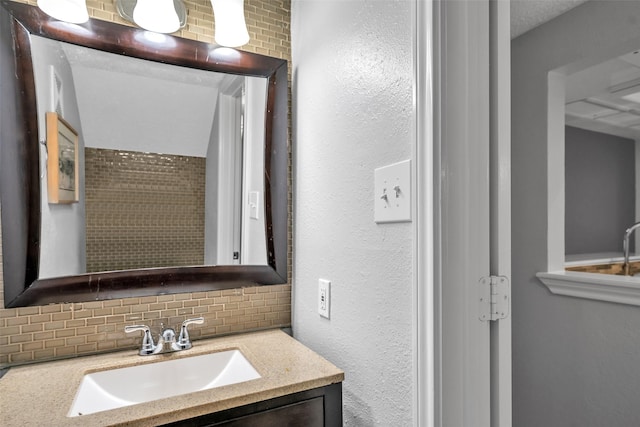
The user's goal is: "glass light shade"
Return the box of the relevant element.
[37,0,89,24]
[133,0,181,34]
[210,0,250,48]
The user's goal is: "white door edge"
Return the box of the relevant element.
[489,1,512,426]
[414,0,435,425]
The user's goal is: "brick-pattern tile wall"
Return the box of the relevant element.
[85,148,206,273]
[1,0,291,366]
[0,285,291,364]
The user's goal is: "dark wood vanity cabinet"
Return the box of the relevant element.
[161,383,342,427]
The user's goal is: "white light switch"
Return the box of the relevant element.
[374,159,411,223]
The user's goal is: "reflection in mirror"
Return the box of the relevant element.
[0,2,288,307]
[564,48,640,267]
[31,35,268,279]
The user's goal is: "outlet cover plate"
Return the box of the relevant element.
[318,279,330,319]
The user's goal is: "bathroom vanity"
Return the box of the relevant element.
[0,330,344,426]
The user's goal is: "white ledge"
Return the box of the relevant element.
[537,271,640,307]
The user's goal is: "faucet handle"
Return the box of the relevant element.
[177,317,204,349]
[124,325,156,355]
[182,317,205,327]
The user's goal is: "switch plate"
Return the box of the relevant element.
[318,279,330,319]
[249,191,260,220]
[374,159,411,223]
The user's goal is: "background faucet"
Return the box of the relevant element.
[125,317,204,355]
[622,222,640,276]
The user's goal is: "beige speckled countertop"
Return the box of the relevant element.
[0,329,344,426]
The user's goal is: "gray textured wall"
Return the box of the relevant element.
[512,2,640,426]
[565,126,635,255]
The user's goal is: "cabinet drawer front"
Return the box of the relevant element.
[214,397,324,427]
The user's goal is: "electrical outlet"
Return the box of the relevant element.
[318,279,331,319]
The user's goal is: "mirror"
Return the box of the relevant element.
[564,47,640,262]
[32,35,270,278]
[0,2,288,307]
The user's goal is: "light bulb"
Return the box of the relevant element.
[133,0,181,34]
[37,0,89,24]
[210,0,250,48]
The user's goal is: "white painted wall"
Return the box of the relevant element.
[291,1,414,425]
[31,36,86,279]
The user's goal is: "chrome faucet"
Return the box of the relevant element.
[125,317,204,356]
[623,222,640,276]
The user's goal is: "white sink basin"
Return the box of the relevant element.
[67,349,260,417]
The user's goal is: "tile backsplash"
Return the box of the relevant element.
[1,0,292,367]
[0,281,291,365]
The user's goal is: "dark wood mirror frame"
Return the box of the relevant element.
[0,1,288,308]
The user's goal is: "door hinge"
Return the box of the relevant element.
[479,275,510,322]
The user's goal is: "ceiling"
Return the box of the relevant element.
[511,0,590,39]
[60,40,234,158]
[565,50,640,140]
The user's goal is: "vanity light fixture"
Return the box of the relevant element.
[38,0,249,46]
[132,0,181,34]
[37,0,89,24]
[115,0,187,34]
[210,0,250,48]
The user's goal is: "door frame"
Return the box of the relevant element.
[489,1,512,425]
[413,0,435,425]
[414,1,512,426]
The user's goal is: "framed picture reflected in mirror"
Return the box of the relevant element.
[46,112,79,204]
